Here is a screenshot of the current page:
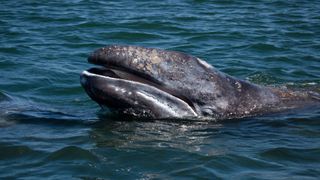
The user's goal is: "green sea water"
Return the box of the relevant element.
[1,0,320,179]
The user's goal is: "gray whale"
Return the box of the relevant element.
[81,45,319,119]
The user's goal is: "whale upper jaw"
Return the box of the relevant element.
[80,66,198,119]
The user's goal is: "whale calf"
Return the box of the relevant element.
[81,45,319,120]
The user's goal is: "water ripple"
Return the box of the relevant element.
[0,0,320,179]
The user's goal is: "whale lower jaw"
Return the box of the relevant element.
[81,68,198,119]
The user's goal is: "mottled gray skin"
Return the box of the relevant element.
[81,45,319,119]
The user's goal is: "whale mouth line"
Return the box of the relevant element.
[86,66,161,89]
[82,65,197,113]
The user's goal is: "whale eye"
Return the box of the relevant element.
[202,107,216,116]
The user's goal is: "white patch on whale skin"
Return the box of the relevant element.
[216,98,229,110]
[80,72,88,84]
[111,86,126,94]
[82,70,95,77]
[235,81,242,92]
[136,91,197,117]
[196,58,213,69]
[136,91,180,117]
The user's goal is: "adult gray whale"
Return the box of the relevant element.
[81,45,319,119]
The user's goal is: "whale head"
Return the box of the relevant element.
[81,45,275,119]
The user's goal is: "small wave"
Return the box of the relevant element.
[284,31,315,39]
[0,47,22,55]
[0,142,44,160]
[106,31,165,41]
[0,91,11,102]
[260,147,320,163]
[247,43,287,52]
[45,146,99,162]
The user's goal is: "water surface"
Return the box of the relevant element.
[1,0,320,179]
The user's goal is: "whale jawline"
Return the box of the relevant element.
[81,66,197,115]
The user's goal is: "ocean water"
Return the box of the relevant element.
[1,0,320,179]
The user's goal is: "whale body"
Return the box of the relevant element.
[81,45,319,119]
